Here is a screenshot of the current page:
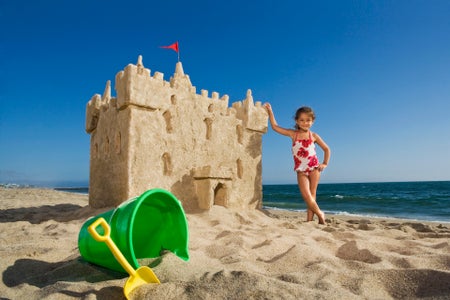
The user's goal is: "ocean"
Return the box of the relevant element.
[263,181,450,223]
[52,181,450,223]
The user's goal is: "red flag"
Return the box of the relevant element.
[160,41,179,53]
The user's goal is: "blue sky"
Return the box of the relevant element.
[1,0,449,186]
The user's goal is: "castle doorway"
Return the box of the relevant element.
[213,183,228,207]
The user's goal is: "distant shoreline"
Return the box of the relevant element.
[1,180,450,189]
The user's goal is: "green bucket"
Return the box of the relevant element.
[78,189,189,273]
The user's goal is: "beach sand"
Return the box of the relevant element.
[1,188,449,299]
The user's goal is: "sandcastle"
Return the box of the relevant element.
[85,56,268,210]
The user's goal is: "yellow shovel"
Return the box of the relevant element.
[88,217,160,299]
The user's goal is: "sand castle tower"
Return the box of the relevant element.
[86,56,268,210]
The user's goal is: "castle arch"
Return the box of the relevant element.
[236,125,243,144]
[214,183,228,207]
[237,159,243,179]
[162,152,172,176]
[104,137,110,155]
[163,110,173,133]
[204,118,213,140]
[170,94,177,105]
[114,132,121,154]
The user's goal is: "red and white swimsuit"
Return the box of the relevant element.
[292,131,319,175]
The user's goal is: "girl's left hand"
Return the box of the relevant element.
[318,164,327,172]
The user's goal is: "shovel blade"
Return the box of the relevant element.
[124,266,160,298]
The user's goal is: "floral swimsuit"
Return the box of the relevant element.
[292,131,319,175]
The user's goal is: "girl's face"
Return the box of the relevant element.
[296,113,314,131]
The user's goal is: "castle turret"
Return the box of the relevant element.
[170,62,195,93]
[233,89,268,133]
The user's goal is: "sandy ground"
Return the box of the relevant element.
[1,187,449,299]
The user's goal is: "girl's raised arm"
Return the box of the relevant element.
[264,103,295,139]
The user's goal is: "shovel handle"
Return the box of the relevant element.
[88,217,111,242]
[88,217,136,276]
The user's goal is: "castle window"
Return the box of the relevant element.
[208,104,214,113]
[204,118,213,140]
[170,94,177,105]
[115,132,121,154]
[104,137,110,155]
[163,111,173,133]
[237,159,243,179]
[93,143,98,158]
[236,125,243,144]
[162,152,172,176]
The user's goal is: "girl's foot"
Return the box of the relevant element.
[318,211,326,225]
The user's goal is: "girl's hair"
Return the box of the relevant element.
[294,106,315,129]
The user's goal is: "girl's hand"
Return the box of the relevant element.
[264,103,272,113]
[318,164,327,172]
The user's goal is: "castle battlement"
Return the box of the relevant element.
[86,56,268,210]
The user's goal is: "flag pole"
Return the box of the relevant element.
[160,41,180,62]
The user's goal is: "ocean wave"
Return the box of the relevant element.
[262,206,450,224]
[1,183,35,189]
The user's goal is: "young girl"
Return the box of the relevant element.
[264,103,330,224]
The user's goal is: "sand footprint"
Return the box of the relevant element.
[403,222,433,233]
[431,242,449,249]
[43,222,64,236]
[209,220,220,227]
[234,213,252,225]
[215,230,232,239]
[251,239,271,249]
[277,274,300,284]
[336,241,381,264]
[278,222,297,229]
[220,255,241,264]
[372,269,450,299]
[346,219,375,231]
[257,245,296,263]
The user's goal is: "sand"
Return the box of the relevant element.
[1,187,449,300]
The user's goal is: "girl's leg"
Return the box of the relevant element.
[297,172,325,224]
[308,169,321,221]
